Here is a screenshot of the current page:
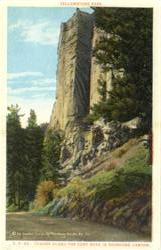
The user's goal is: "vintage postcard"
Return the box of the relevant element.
[0,0,161,249]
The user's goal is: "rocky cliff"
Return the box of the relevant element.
[49,9,112,131]
[38,10,151,237]
[35,137,151,237]
[90,26,112,107]
[49,9,141,181]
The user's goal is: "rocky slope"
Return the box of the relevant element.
[59,117,142,182]
[35,138,151,236]
[48,9,144,183]
[44,9,152,237]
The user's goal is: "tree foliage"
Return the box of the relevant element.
[27,109,37,128]
[91,8,152,132]
[7,105,27,209]
[25,109,44,201]
[7,106,44,209]
[40,129,63,182]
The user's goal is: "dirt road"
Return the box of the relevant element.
[6,212,150,241]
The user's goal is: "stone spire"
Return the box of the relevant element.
[49,10,94,131]
[49,10,112,132]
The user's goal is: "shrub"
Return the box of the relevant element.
[38,145,152,217]
[34,181,58,209]
[29,201,35,211]
[105,160,118,171]
[88,149,151,202]
[7,204,19,212]
[112,138,137,158]
[56,177,87,201]
[83,113,100,125]
[115,148,127,157]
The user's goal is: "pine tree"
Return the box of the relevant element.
[7,105,27,209]
[27,109,37,128]
[40,129,62,183]
[92,8,152,132]
[7,106,44,209]
[25,109,44,201]
[97,79,107,102]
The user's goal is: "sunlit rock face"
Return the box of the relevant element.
[90,26,112,107]
[48,9,126,178]
[49,9,113,132]
[49,9,94,131]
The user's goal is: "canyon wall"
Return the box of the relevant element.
[90,26,112,107]
[49,9,94,131]
[44,10,151,237]
[49,9,112,131]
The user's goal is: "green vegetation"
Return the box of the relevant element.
[90,8,152,132]
[56,146,151,202]
[7,105,62,211]
[57,177,86,201]
[40,129,63,182]
[7,9,152,227]
[25,109,44,201]
[86,147,151,202]
[7,105,28,210]
[34,145,151,226]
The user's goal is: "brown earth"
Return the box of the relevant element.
[6,212,150,241]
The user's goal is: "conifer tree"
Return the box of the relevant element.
[27,109,37,128]
[92,8,152,132]
[25,109,44,201]
[7,105,27,209]
[7,106,44,209]
[40,129,62,183]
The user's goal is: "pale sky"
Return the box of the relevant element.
[7,7,93,127]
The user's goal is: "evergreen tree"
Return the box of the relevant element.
[40,123,49,134]
[40,129,62,183]
[7,106,44,209]
[27,109,37,128]
[25,109,44,201]
[91,8,152,132]
[7,105,27,209]
[97,79,107,102]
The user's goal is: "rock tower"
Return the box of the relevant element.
[49,9,112,131]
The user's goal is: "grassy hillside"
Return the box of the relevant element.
[33,137,152,235]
